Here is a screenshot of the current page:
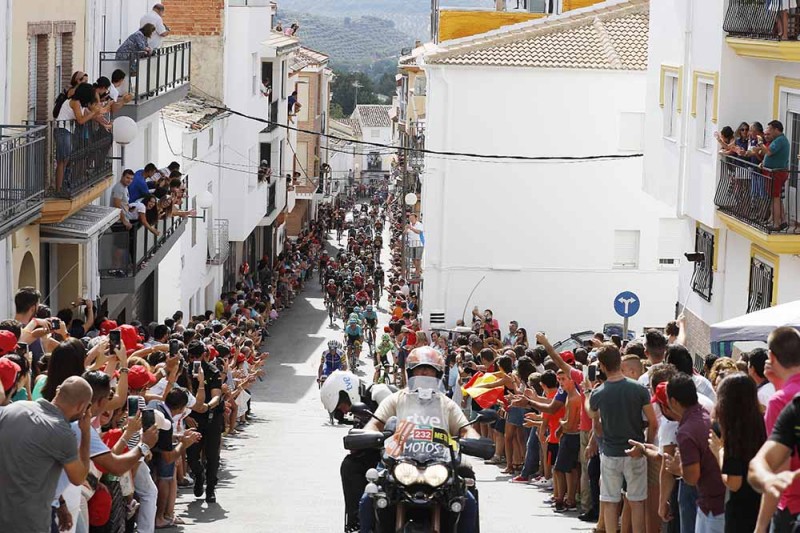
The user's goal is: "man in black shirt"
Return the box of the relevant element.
[186,340,224,503]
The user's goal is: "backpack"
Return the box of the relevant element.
[52,89,69,119]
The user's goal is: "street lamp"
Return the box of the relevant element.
[404,192,418,206]
[109,116,138,166]
[188,190,214,222]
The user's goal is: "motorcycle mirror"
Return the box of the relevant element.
[343,430,387,451]
[459,437,496,460]
[474,409,499,425]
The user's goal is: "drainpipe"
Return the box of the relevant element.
[676,0,694,218]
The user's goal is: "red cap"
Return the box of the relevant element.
[383,326,391,333]
[0,331,18,356]
[560,351,576,365]
[237,353,246,363]
[88,483,112,526]
[127,365,157,390]
[99,319,118,336]
[208,346,219,361]
[118,324,144,354]
[651,381,669,409]
[0,358,21,391]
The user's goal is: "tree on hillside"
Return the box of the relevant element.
[331,71,382,116]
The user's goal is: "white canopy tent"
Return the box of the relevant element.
[710,300,800,354]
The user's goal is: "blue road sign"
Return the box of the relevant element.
[614,291,640,318]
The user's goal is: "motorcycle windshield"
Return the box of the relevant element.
[383,420,456,464]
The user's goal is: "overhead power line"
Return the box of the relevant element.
[211,105,643,163]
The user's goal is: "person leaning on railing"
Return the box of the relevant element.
[115,24,156,77]
[54,84,108,192]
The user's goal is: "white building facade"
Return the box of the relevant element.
[643,0,800,356]
[420,0,680,340]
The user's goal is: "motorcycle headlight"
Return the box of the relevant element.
[394,463,419,486]
[423,464,449,487]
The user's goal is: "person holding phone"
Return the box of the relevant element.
[185,340,224,503]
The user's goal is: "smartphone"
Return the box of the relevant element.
[711,421,722,438]
[169,340,179,356]
[16,342,29,356]
[588,365,598,382]
[51,319,60,330]
[141,408,155,430]
[127,396,140,417]
[193,360,201,374]
[109,330,121,351]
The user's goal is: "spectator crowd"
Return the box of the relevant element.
[373,305,800,533]
[0,219,327,532]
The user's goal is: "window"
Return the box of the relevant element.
[28,36,37,121]
[371,129,380,139]
[54,33,62,97]
[191,137,198,159]
[747,254,775,313]
[280,60,286,100]
[613,230,640,269]
[691,226,714,301]
[413,76,427,96]
[209,127,214,148]
[699,83,715,149]
[251,52,258,96]
[658,218,683,269]
[663,75,679,138]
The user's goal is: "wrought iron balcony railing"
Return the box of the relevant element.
[0,124,47,237]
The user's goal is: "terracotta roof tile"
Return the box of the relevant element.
[352,105,392,129]
[427,0,648,70]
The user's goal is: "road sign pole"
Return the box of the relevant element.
[623,316,629,341]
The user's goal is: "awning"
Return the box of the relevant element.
[260,31,299,57]
[710,300,800,355]
[40,205,120,244]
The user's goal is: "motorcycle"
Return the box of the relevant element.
[344,406,497,533]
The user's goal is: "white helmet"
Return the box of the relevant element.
[369,383,393,405]
[320,370,360,414]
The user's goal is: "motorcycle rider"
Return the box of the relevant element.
[318,340,346,382]
[359,347,482,533]
[321,371,393,532]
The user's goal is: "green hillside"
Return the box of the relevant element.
[278,10,415,70]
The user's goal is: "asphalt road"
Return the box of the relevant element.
[174,232,591,532]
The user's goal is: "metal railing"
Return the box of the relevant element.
[207,219,230,265]
[268,101,279,132]
[723,0,792,40]
[692,226,714,302]
[100,42,191,105]
[748,255,774,313]
[99,214,185,278]
[99,176,189,278]
[0,125,47,233]
[714,155,800,233]
[28,119,113,197]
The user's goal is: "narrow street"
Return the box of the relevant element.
[174,233,590,532]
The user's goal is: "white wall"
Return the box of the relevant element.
[421,64,679,339]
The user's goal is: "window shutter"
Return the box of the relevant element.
[614,230,640,269]
[658,218,683,265]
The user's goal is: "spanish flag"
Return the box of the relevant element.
[462,372,507,409]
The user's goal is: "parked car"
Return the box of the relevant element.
[552,330,596,354]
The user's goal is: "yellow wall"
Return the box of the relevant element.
[563,0,605,10]
[439,11,544,42]
[11,226,41,292]
[56,243,81,310]
[10,0,87,124]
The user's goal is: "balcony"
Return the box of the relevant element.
[724,0,800,61]
[207,219,230,265]
[99,210,186,294]
[0,125,47,239]
[36,120,114,224]
[714,155,800,253]
[99,42,191,121]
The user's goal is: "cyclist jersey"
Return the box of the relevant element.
[345,325,362,338]
[363,310,378,321]
[355,291,369,303]
[321,350,344,376]
[326,284,338,296]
